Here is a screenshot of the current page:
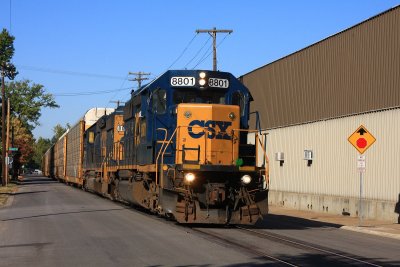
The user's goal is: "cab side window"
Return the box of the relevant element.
[88,131,94,144]
[152,89,166,114]
[232,91,245,116]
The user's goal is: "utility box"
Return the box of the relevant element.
[304,150,313,160]
[275,152,284,161]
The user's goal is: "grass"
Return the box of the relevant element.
[0,183,18,206]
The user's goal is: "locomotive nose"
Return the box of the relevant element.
[176,103,240,166]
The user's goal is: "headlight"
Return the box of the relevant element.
[199,79,206,86]
[184,173,196,183]
[199,72,206,78]
[241,174,252,184]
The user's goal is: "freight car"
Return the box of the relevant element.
[43,70,269,225]
[43,108,114,183]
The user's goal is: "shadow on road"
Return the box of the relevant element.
[1,207,127,222]
[14,176,58,186]
[182,214,341,231]
[0,190,48,196]
[254,213,342,230]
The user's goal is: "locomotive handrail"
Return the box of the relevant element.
[156,126,270,188]
[176,125,211,164]
[157,126,206,186]
[155,128,168,186]
[231,128,269,186]
[156,127,178,187]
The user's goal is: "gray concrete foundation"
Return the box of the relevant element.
[268,190,399,223]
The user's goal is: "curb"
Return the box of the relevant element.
[341,225,400,240]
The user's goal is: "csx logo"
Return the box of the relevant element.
[188,120,232,140]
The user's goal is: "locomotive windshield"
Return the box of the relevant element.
[173,88,226,104]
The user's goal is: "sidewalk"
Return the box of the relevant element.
[269,205,400,240]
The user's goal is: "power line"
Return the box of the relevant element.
[128,71,151,90]
[184,36,211,69]
[192,42,213,69]
[106,73,129,107]
[192,33,230,70]
[195,27,233,71]
[109,100,125,108]
[165,34,197,70]
[17,65,127,80]
[53,87,132,97]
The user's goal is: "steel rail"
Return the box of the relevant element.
[235,226,383,267]
[190,227,299,266]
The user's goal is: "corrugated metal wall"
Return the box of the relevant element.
[258,108,400,202]
[54,137,65,178]
[66,121,82,179]
[240,6,400,129]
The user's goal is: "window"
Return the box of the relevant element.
[88,132,94,144]
[140,119,146,140]
[232,91,245,116]
[173,89,226,104]
[152,89,167,114]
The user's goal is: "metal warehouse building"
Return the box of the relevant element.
[240,6,400,222]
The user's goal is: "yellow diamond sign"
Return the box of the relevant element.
[348,125,376,154]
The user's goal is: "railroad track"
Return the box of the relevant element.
[66,187,387,266]
[189,226,298,266]
[189,225,384,267]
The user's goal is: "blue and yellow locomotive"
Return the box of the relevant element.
[110,70,268,224]
[44,69,269,225]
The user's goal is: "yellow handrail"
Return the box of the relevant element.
[156,127,178,186]
[154,126,269,189]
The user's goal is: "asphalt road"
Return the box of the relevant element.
[0,176,399,267]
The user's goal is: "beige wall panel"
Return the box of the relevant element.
[258,108,400,202]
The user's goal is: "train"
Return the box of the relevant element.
[43,69,269,225]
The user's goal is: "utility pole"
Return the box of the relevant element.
[5,98,10,185]
[196,27,233,71]
[110,100,125,108]
[1,67,6,186]
[128,72,151,90]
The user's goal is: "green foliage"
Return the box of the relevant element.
[27,137,52,169]
[51,123,69,144]
[28,124,69,168]
[0,28,17,79]
[11,117,34,164]
[6,80,59,131]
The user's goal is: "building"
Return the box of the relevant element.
[240,6,400,222]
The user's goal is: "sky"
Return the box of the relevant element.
[0,0,399,140]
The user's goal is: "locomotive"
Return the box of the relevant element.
[43,70,269,225]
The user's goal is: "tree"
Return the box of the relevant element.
[26,137,52,170]
[1,28,18,186]
[5,80,59,131]
[51,123,70,144]
[10,117,34,164]
[0,29,17,80]
[27,124,69,170]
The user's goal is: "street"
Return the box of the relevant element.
[0,176,399,267]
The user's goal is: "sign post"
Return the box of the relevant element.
[357,155,366,226]
[348,125,375,227]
